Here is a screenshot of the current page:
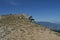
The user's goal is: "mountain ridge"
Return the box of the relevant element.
[0,14,60,40]
[35,21,60,30]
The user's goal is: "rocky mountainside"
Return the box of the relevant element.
[0,14,60,40]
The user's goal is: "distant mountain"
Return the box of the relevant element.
[35,22,60,30]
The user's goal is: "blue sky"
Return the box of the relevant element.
[0,0,60,23]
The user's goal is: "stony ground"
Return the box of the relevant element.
[0,14,60,40]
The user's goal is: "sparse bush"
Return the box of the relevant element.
[29,16,34,22]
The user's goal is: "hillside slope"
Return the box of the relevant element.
[0,14,60,40]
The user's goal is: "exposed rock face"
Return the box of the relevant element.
[0,14,60,40]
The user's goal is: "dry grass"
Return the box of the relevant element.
[0,14,60,40]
